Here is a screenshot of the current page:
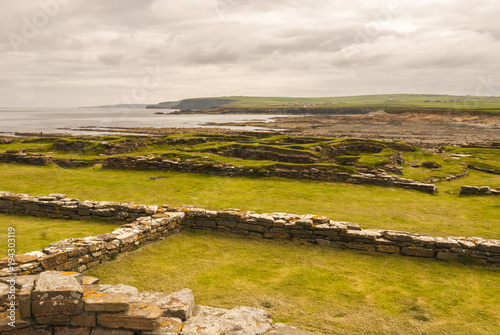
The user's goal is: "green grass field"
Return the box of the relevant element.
[87,229,500,335]
[150,94,500,113]
[0,163,498,239]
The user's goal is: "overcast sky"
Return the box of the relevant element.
[1,0,499,107]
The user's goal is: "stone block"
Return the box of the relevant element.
[347,243,376,252]
[32,299,84,316]
[35,315,71,325]
[32,271,83,301]
[383,231,413,242]
[478,241,500,253]
[237,222,265,233]
[71,312,97,327]
[84,293,130,312]
[91,328,135,335]
[97,303,162,331]
[40,253,68,270]
[19,276,36,319]
[134,289,194,321]
[0,311,31,332]
[142,317,183,335]
[436,252,460,260]
[54,326,91,335]
[182,306,272,335]
[401,247,435,258]
[377,245,400,254]
[101,284,138,297]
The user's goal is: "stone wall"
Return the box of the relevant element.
[0,194,183,278]
[1,192,498,271]
[460,185,500,195]
[103,156,438,193]
[0,192,158,222]
[177,208,500,266]
[209,145,320,164]
[0,150,437,192]
[0,151,53,166]
[0,271,311,334]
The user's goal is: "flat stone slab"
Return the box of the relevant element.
[133,289,194,321]
[182,305,273,335]
[100,284,138,297]
[142,317,183,335]
[97,303,162,331]
[84,292,129,312]
[33,271,83,301]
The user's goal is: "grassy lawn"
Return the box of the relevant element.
[87,229,500,335]
[0,213,122,257]
[0,163,498,239]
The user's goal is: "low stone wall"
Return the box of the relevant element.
[103,156,438,193]
[176,207,500,266]
[460,185,500,195]
[53,159,103,168]
[0,204,183,277]
[0,192,158,222]
[469,166,500,175]
[1,191,499,274]
[209,145,320,164]
[0,152,53,166]
[0,271,311,334]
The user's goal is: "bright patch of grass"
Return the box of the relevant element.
[0,213,122,257]
[87,230,500,335]
[0,164,498,239]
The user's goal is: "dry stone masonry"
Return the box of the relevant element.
[0,191,499,274]
[103,156,438,193]
[0,149,438,193]
[460,185,500,195]
[0,271,313,334]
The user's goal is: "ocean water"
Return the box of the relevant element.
[0,107,280,135]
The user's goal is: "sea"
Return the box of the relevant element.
[0,107,282,136]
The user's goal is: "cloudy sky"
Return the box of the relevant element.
[1,0,499,107]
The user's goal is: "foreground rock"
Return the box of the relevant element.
[0,271,317,334]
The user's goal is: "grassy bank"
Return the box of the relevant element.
[0,163,498,239]
[87,229,500,335]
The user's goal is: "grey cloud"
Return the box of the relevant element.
[1,0,500,107]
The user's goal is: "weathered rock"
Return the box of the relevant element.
[19,276,36,319]
[91,328,135,335]
[54,326,91,335]
[101,284,138,297]
[84,293,129,312]
[401,247,435,258]
[71,312,97,327]
[32,271,83,301]
[0,311,31,331]
[97,303,162,331]
[32,299,84,316]
[142,317,183,335]
[182,305,273,335]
